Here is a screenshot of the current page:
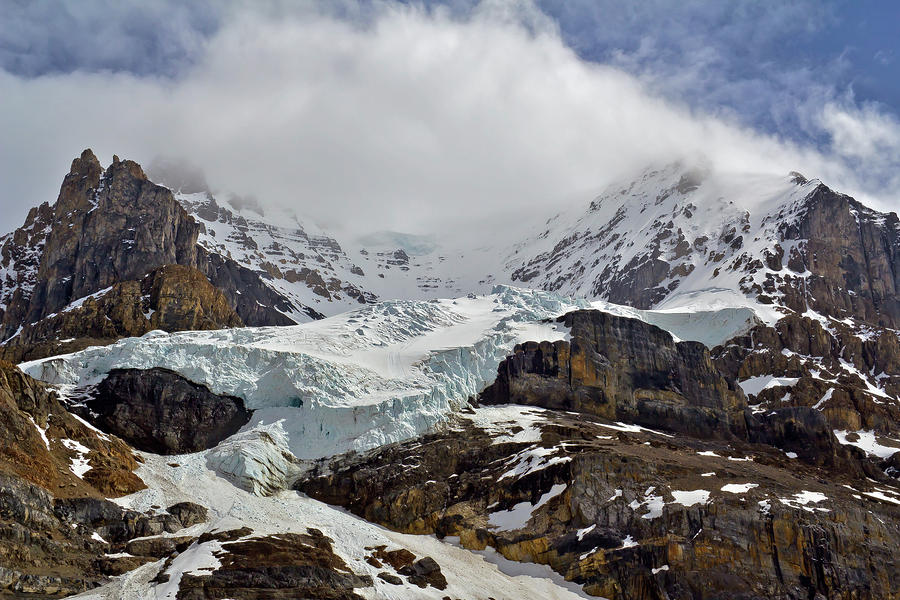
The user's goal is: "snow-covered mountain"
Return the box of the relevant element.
[3,151,900,598]
[167,160,899,334]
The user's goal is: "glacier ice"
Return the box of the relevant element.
[22,285,758,462]
[24,286,585,460]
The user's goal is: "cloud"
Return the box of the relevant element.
[0,0,219,77]
[0,0,897,239]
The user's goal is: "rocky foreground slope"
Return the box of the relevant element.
[300,309,899,600]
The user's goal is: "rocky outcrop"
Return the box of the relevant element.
[174,529,373,600]
[83,367,251,455]
[769,186,900,327]
[0,360,143,498]
[300,410,900,600]
[481,310,749,440]
[0,361,158,596]
[0,264,243,362]
[713,313,900,444]
[0,150,310,354]
[12,151,199,333]
[481,310,866,473]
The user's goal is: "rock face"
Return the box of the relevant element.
[770,185,900,328]
[481,310,748,440]
[300,408,900,600]
[84,367,252,455]
[0,150,305,355]
[13,151,199,331]
[0,264,243,362]
[175,529,373,600]
[0,361,143,498]
[481,310,865,473]
[0,361,153,596]
[713,312,900,449]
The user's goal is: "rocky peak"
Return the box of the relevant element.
[772,183,900,327]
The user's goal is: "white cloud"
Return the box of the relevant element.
[0,1,897,238]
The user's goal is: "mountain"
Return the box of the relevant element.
[1,150,899,599]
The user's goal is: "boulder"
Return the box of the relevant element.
[85,368,252,455]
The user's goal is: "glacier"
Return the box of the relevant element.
[23,286,585,460]
[22,285,757,464]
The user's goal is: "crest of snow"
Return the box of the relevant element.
[28,415,50,450]
[812,388,834,410]
[670,489,710,507]
[23,286,586,460]
[61,438,91,478]
[488,484,568,531]
[700,472,716,477]
[757,499,771,514]
[652,565,669,574]
[780,490,829,512]
[91,532,107,544]
[833,430,900,459]
[697,451,719,457]
[576,524,596,541]
[784,451,798,459]
[620,535,638,549]
[721,483,758,494]
[498,446,572,481]
[737,375,799,397]
[608,489,623,502]
[596,422,673,438]
[589,299,761,349]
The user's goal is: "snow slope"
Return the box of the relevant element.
[503,163,820,325]
[67,445,594,600]
[172,163,829,333]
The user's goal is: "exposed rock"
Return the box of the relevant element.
[0,360,143,498]
[173,529,373,600]
[84,367,252,455]
[167,502,208,529]
[300,410,900,600]
[0,150,313,355]
[377,572,402,585]
[126,535,195,559]
[775,186,900,327]
[481,309,748,440]
[0,264,243,362]
[713,313,900,442]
